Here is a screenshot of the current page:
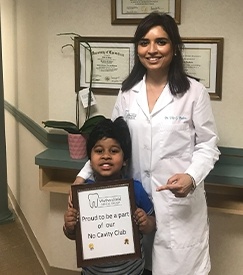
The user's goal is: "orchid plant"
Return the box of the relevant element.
[42,33,104,136]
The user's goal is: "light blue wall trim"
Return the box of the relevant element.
[4,100,68,149]
[4,100,48,145]
[217,147,243,165]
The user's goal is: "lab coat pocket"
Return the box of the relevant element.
[160,124,191,159]
[169,192,208,249]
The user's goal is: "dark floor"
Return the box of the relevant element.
[0,210,46,275]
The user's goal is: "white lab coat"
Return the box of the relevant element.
[111,76,220,275]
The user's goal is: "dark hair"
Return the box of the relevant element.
[86,117,131,161]
[122,12,190,96]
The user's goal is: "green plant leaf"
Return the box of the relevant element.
[42,115,106,135]
[42,120,80,134]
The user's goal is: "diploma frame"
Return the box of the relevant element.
[71,179,141,268]
[182,37,224,100]
[74,36,134,95]
[111,0,181,24]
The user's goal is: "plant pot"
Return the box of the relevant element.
[68,133,87,159]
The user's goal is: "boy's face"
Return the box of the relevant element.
[90,137,126,181]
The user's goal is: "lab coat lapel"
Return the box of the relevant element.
[151,86,173,115]
[132,78,174,118]
[134,80,151,119]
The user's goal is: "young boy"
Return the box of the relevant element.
[63,117,156,275]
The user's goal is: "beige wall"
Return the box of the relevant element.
[1,0,243,274]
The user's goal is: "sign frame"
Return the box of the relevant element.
[71,179,141,267]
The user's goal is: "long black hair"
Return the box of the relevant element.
[86,117,131,161]
[122,12,190,96]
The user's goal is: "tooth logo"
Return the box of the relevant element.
[88,193,99,208]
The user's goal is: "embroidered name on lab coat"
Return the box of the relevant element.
[165,116,187,120]
[126,113,137,120]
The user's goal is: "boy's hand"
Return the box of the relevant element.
[134,208,147,229]
[133,208,156,234]
[64,207,79,232]
[68,177,86,208]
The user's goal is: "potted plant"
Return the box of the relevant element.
[42,115,106,159]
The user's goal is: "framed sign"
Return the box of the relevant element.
[71,179,141,268]
[74,36,134,95]
[182,37,224,100]
[111,0,181,25]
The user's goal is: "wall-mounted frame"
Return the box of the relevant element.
[74,36,223,100]
[182,37,224,100]
[111,0,181,25]
[74,36,134,95]
[71,179,141,268]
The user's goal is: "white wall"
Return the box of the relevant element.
[1,0,243,274]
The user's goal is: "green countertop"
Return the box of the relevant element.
[35,149,88,170]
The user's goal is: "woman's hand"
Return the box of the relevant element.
[156,173,194,197]
[73,176,85,185]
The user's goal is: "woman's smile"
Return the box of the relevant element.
[145,56,163,63]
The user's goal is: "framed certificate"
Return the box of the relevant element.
[71,179,141,267]
[74,36,134,95]
[111,0,181,24]
[182,37,224,100]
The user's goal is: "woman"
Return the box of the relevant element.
[76,12,220,275]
